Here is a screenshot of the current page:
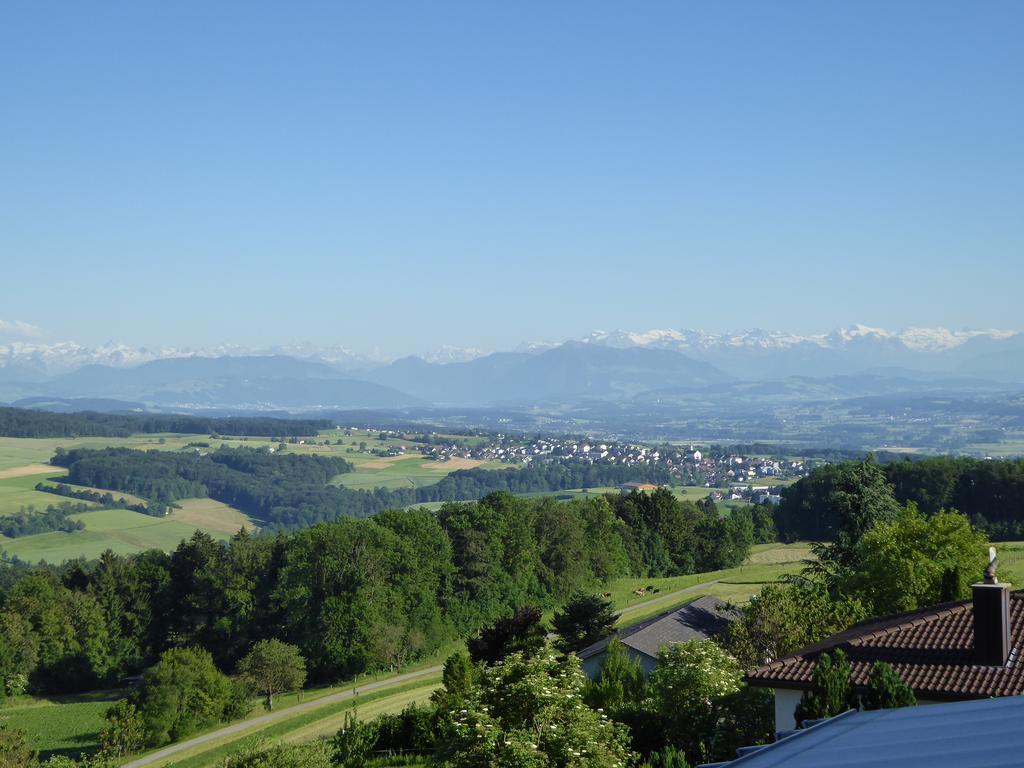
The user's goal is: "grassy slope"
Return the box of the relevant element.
[1,508,238,562]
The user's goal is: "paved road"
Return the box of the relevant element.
[122,579,718,767]
[121,664,443,768]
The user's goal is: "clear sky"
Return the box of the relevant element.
[1,1,1021,355]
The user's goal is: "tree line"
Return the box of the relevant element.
[775,454,1024,542]
[0,406,331,438]
[0,503,88,538]
[34,483,151,516]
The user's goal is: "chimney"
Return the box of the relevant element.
[973,546,1011,666]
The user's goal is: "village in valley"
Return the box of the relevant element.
[365,427,808,504]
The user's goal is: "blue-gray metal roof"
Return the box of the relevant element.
[709,695,1024,768]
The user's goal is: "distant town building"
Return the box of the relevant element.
[617,482,660,493]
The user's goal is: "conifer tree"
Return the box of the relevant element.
[794,650,856,723]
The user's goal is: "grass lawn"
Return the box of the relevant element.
[991,541,1024,584]
[279,682,438,744]
[0,688,126,761]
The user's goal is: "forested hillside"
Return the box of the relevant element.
[0,490,753,696]
[0,406,331,438]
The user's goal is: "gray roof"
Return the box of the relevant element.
[579,595,736,661]
[704,695,1024,768]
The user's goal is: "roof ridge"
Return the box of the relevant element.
[754,599,974,671]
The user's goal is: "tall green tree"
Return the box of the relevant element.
[584,639,647,714]
[0,725,37,768]
[718,584,865,670]
[777,456,901,566]
[836,505,987,616]
[552,593,617,654]
[432,650,478,709]
[648,641,744,765]
[100,700,145,758]
[467,606,546,665]
[0,612,38,698]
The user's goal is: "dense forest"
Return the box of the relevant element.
[47,446,678,529]
[0,490,753,697]
[775,455,1024,541]
[0,406,331,438]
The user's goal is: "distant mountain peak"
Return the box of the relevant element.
[421,345,490,364]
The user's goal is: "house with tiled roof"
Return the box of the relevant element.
[747,567,1022,730]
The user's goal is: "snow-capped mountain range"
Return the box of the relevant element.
[579,325,1017,353]
[0,325,1020,381]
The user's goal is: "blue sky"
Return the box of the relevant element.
[1,1,1021,355]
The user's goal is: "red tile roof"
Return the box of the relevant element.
[746,591,1024,700]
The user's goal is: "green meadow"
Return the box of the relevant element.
[0,507,241,563]
[0,469,81,515]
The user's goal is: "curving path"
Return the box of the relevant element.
[121,664,443,768]
[122,578,720,767]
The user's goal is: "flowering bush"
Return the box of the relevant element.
[648,640,744,764]
[438,642,633,768]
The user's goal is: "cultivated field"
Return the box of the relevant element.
[0,688,124,761]
[335,455,506,491]
[0,428,517,561]
[167,498,254,535]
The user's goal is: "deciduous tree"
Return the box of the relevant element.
[236,639,307,711]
